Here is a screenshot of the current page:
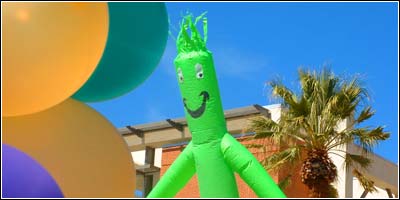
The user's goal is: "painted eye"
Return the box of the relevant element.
[177,68,184,83]
[195,63,204,79]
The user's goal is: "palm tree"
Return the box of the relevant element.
[246,68,390,198]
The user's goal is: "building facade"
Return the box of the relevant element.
[119,104,398,198]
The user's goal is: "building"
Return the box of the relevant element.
[118,104,398,198]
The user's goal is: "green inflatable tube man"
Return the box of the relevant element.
[147,13,286,198]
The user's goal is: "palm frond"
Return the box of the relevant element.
[243,143,265,149]
[278,174,292,190]
[356,106,375,124]
[269,81,298,108]
[298,68,318,100]
[353,126,390,153]
[253,131,274,139]
[247,117,279,133]
[353,169,377,193]
[345,153,371,170]
[261,147,300,171]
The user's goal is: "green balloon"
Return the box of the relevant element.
[73,2,168,102]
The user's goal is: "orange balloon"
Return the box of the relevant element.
[2,2,109,116]
[3,99,135,197]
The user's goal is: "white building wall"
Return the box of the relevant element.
[330,119,354,198]
[154,148,162,168]
[131,148,162,168]
[131,150,145,166]
[263,104,282,122]
[353,177,397,198]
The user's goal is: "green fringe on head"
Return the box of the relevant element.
[177,12,208,54]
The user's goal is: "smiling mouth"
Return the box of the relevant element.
[183,91,209,118]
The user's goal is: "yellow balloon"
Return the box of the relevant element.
[2,2,109,116]
[3,99,135,198]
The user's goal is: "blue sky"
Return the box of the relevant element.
[88,2,398,163]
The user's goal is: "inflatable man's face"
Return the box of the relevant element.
[174,14,226,134]
[175,51,214,120]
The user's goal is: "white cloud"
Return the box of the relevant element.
[212,45,269,80]
[159,38,178,78]
[159,39,269,81]
[145,106,167,122]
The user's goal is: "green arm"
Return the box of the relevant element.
[147,142,196,198]
[221,134,286,198]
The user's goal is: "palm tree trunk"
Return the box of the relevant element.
[308,180,331,198]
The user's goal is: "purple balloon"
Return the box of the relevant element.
[2,144,64,198]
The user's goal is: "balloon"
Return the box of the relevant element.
[2,2,109,117]
[3,99,136,198]
[3,144,64,198]
[73,2,168,102]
